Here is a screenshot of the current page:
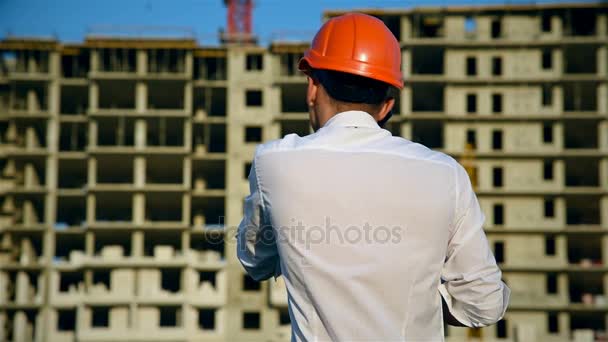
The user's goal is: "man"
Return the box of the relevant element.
[237,13,509,341]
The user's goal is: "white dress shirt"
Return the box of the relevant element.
[237,110,510,341]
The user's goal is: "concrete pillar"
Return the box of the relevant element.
[133,194,144,225]
[133,231,143,257]
[134,157,145,188]
[400,16,411,40]
[181,194,189,226]
[15,271,30,303]
[12,311,28,342]
[86,194,95,224]
[89,81,98,112]
[402,50,411,78]
[135,119,146,149]
[137,49,147,76]
[184,82,192,113]
[136,82,146,113]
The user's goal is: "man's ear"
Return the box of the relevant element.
[375,97,395,124]
[307,76,318,107]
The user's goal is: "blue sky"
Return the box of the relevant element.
[0,0,594,45]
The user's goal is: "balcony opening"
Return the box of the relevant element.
[543,123,553,143]
[243,274,261,291]
[542,85,552,107]
[146,156,183,185]
[147,80,184,109]
[541,13,552,32]
[564,120,597,148]
[245,53,263,71]
[281,121,310,137]
[280,84,307,113]
[91,306,110,327]
[466,57,476,76]
[412,121,443,148]
[492,94,502,113]
[466,94,476,113]
[159,306,181,327]
[544,198,555,218]
[191,196,225,229]
[246,89,263,107]
[542,49,552,70]
[545,236,556,255]
[497,319,507,338]
[13,50,49,73]
[192,159,226,190]
[199,309,216,330]
[565,158,599,186]
[160,269,181,293]
[564,9,596,36]
[57,309,76,331]
[15,122,47,149]
[199,271,217,289]
[99,48,136,72]
[548,312,559,333]
[15,197,46,224]
[244,162,252,179]
[147,49,185,73]
[190,232,225,261]
[0,50,16,76]
[144,231,181,258]
[14,159,46,187]
[279,52,304,76]
[98,80,135,109]
[193,87,227,117]
[491,18,501,39]
[543,160,554,180]
[96,117,135,146]
[546,273,558,294]
[571,313,604,333]
[493,204,504,225]
[61,52,89,78]
[145,193,182,222]
[375,14,401,40]
[96,156,133,184]
[60,85,88,114]
[411,47,444,75]
[95,193,132,222]
[564,83,596,112]
[564,46,597,74]
[146,117,184,147]
[466,129,476,149]
[243,312,260,330]
[94,231,131,257]
[279,309,291,325]
[59,122,87,151]
[492,57,502,76]
[56,196,86,227]
[494,241,504,263]
[58,271,84,293]
[92,270,111,291]
[464,16,477,39]
[12,83,47,112]
[192,123,226,153]
[412,14,443,38]
[567,197,600,225]
[194,56,227,80]
[492,167,503,187]
[245,126,262,143]
[492,130,502,150]
[412,84,443,112]
[569,273,603,303]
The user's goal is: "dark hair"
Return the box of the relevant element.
[310,68,399,126]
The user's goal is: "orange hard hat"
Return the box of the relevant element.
[299,12,403,89]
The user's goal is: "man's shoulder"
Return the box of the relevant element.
[253,133,313,157]
[374,135,461,170]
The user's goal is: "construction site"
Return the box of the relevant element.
[0,1,607,341]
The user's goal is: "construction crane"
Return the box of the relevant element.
[221,0,257,44]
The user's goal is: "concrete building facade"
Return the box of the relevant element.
[0,2,606,341]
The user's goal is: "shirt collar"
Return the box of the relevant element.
[322,110,379,129]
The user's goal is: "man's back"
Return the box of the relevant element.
[238,111,510,341]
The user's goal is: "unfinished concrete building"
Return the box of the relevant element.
[0,2,607,341]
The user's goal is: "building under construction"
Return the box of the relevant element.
[0,2,607,341]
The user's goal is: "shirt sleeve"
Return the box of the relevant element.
[439,164,511,327]
[236,155,281,281]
